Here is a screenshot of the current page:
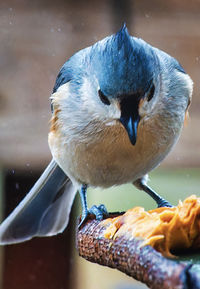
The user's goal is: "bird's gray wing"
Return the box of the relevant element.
[0,159,77,245]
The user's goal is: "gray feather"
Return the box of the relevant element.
[0,159,77,245]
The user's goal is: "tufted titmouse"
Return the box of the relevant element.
[0,25,193,244]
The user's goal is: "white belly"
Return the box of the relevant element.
[48,115,182,188]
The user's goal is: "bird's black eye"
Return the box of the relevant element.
[147,84,155,102]
[98,90,110,105]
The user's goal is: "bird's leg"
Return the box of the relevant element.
[133,177,173,208]
[78,184,108,228]
[78,184,88,227]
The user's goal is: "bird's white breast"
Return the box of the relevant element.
[48,110,183,188]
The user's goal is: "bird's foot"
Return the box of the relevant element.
[78,204,108,228]
[157,198,173,208]
[89,204,108,220]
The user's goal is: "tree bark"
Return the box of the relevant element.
[76,215,200,289]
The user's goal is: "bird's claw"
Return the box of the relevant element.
[78,204,108,228]
[157,199,173,208]
[89,204,108,220]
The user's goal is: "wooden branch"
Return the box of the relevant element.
[76,211,200,289]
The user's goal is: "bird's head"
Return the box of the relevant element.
[53,25,168,144]
[73,25,160,145]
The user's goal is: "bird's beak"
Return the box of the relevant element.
[120,115,140,145]
[119,97,140,145]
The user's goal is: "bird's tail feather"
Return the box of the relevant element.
[0,159,77,245]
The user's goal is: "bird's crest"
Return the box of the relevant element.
[92,25,156,97]
[114,23,133,57]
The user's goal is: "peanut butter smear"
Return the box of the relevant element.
[103,195,200,257]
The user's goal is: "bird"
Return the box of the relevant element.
[0,24,193,245]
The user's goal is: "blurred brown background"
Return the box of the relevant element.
[0,0,199,289]
[0,0,199,169]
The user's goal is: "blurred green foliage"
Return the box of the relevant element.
[86,168,200,212]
